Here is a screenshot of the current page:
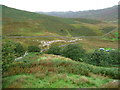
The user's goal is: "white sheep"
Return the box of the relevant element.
[99,48,105,51]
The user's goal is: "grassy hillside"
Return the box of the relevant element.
[39,5,118,22]
[3,53,119,88]
[2,5,117,37]
[103,29,120,41]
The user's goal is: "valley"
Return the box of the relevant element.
[1,4,119,88]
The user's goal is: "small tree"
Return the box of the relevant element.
[86,50,112,66]
[14,43,25,57]
[47,45,61,55]
[2,41,18,71]
[110,49,120,65]
[28,46,40,52]
[2,41,25,71]
[61,44,86,61]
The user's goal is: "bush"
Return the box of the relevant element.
[61,44,86,61]
[91,50,111,66]
[47,45,61,55]
[28,46,41,52]
[84,49,120,66]
[14,43,25,57]
[2,40,25,71]
[109,49,120,65]
[2,41,16,65]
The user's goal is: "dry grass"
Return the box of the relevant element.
[35,73,47,79]
[79,76,90,84]
[89,73,109,80]
[79,38,118,51]
[101,80,120,88]
[43,54,74,62]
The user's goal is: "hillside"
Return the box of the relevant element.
[38,5,118,22]
[2,5,117,37]
[2,4,119,89]
[3,53,119,88]
[103,28,120,41]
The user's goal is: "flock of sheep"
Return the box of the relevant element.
[15,39,116,61]
[39,39,83,48]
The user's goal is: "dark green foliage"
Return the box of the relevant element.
[47,45,61,55]
[90,50,111,66]
[2,40,25,71]
[2,41,16,65]
[14,43,25,57]
[84,49,120,67]
[28,46,40,52]
[109,50,120,65]
[61,44,86,61]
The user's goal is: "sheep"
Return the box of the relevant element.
[106,50,110,52]
[99,48,105,51]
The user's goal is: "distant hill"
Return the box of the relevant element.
[2,5,117,37]
[38,5,118,22]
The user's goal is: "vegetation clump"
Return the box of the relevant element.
[2,40,25,71]
[61,44,86,61]
[47,45,61,55]
[84,49,120,67]
[28,46,41,52]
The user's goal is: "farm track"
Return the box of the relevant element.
[5,35,103,39]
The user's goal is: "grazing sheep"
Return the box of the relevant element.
[106,50,110,52]
[100,48,105,51]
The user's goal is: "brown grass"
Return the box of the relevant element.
[79,76,90,84]
[35,73,47,79]
[89,73,109,80]
[79,38,118,52]
[101,80,120,88]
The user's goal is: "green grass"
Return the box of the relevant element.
[3,53,119,88]
[3,73,113,88]
[72,18,102,24]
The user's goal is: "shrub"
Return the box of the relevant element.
[2,41,16,65]
[109,49,120,65]
[28,46,40,52]
[91,50,112,66]
[61,44,86,61]
[85,49,120,66]
[47,45,61,55]
[14,43,25,57]
[2,40,25,71]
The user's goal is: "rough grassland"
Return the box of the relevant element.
[3,53,119,88]
[2,5,117,37]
